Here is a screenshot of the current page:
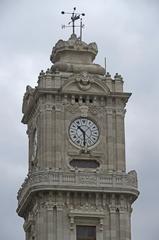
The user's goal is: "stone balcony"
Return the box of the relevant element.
[17,170,138,213]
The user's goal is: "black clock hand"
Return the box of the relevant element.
[83,131,86,146]
[77,126,86,146]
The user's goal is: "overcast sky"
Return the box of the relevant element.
[0,0,159,239]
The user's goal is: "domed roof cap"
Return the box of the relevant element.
[50,34,98,64]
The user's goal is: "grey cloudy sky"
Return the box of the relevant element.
[0,0,159,239]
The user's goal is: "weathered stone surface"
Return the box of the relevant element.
[17,34,139,240]
[50,34,105,75]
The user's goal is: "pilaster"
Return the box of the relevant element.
[45,97,54,169]
[106,105,114,172]
[55,100,64,169]
[36,206,46,240]
[46,198,54,240]
[115,107,125,172]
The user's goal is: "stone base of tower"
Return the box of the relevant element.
[22,191,134,240]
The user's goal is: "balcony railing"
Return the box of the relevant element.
[17,170,138,205]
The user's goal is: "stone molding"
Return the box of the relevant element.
[69,210,105,231]
[61,72,111,94]
[17,170,138,212]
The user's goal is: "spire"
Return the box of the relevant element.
[61,7,85,40]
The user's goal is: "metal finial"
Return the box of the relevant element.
[61,7,85,40]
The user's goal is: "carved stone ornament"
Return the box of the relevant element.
[76,72,94,91]
[128,170,138,187]
[65,104,79,114]
[79,105,88,117]
[50,35,98,64]
[89,106,101,115]
[79,175,97,184]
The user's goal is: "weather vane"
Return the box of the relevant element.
[61,7,85,40]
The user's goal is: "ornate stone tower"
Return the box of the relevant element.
[17,33,139,240]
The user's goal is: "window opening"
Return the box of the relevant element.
[82,97,86,103]
[75,97,79,103]
[76,225,96,240]
[70,159,99,168]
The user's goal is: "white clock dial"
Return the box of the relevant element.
[69,118,99,148]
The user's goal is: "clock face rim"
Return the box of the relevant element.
[68,117,100,149]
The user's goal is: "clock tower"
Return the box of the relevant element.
[17,32,139,240]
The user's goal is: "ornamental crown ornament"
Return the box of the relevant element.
[50,34,105,75]
[50,33,98,64]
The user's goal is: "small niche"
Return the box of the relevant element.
[70,159,100,169]
[75,97,79,103]
[82,97,86,103]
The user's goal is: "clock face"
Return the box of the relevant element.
[69,118,99,148]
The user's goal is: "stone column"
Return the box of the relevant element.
[56,206,63,240]
[116,209,120,240]
[109,207,117,240]
[115,108,125,172]
[106,107,114,172]
[98,218,104,240]
[36,206,47,240]
[47,205,54,240]
[55,101,63,169]
[56,192,64,240]
[38,103,45,169]
[126,206,132,240]
[45,192,56,240]
[109,194,117,240]
[119,210,126,240]
[44,97,53,169]
[52,104,56,168]
[70,217,75,240]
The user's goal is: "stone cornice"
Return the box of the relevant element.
[21,87,131,124]
[110,92,132,103]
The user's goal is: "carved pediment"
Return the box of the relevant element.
[61,72,110,96]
